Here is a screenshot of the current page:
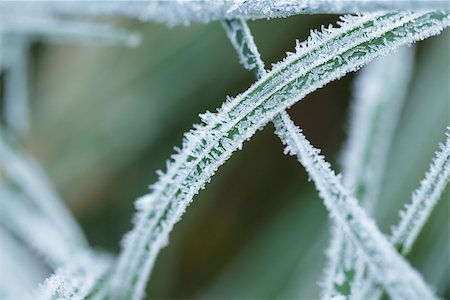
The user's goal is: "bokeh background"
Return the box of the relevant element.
[22,14,449,299]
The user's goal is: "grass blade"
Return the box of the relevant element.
[391,128,450,254]
[1,1,449,26]
[322,47,414,299]
[273,112,437,300]
[222,19,266,79]
[108,12,449,300]
[358,128,450,300]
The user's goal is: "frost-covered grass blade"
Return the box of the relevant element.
[322,47,414,299]
[358,128,450,300]
[1,1,449,26]
[107,12,449,300]
[273,112,437,300]
[391,128,450,254]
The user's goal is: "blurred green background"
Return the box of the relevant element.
[25,15,448,299]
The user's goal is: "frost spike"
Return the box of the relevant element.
[273,111,437,300]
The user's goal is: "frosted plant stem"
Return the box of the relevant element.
[273,112,437,300]
[222,19,266,79]
[222,17,303,163]
[0,130,88,252]
[322,47,414,299]
[1,1,449,26]
[108,12,449,300]
[357,128,450,300]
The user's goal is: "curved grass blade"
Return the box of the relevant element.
[273,112,436,300]
[1,1,449,26]
[322,47,414,299]
[107,12,450,300]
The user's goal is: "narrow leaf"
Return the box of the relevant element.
[1,1,449,26]
[358,128,450,300]
[322,46,414,299]
[273,111,437,300]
